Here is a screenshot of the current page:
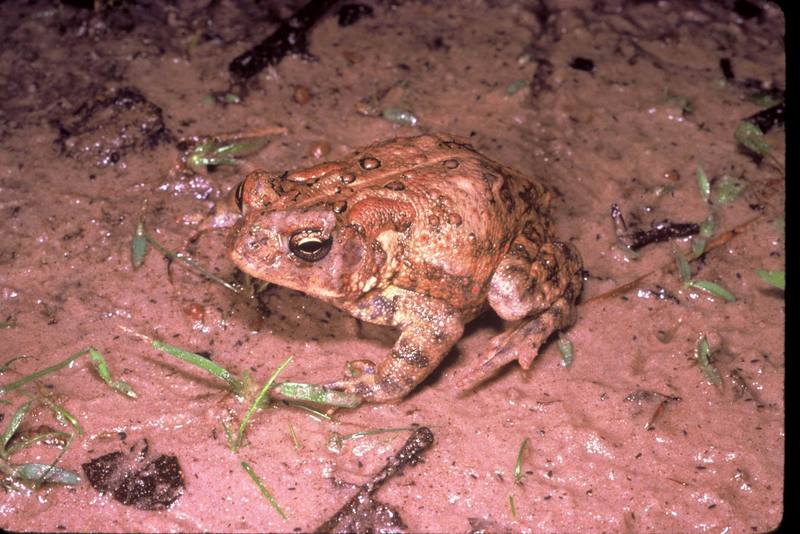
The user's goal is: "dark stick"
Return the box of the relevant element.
[229,0,338,82]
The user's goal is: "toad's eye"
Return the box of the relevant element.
[289,228,332,262]
[234,181,245,212]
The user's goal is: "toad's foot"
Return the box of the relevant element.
[457,297,577,392]
[325,289,465,403]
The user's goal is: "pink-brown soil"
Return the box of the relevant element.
[0,1,784,532]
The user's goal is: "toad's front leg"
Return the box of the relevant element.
[326,288,464,402]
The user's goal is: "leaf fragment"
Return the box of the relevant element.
[557,336,574,368]
[11,463,81,486]
[688,280,736,302]
[89,348,137,398]
[696,166,711,202]
[712,175,747,204]
[735,121,770,156]
[756,269,785,290]
[695,334,722,389]
[131,220,149,268]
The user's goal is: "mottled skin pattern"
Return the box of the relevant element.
[227,134,582,402]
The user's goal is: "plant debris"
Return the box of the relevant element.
[228,0,337,84]
[241,461,286,519]
[694,334,723,390]
[315,426,434,533]
[611,204,698,251]
[82,438,184,510]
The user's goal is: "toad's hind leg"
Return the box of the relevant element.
[458,240,582,390]
[325,288,464,402]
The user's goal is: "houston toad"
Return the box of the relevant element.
[227,134,582,402]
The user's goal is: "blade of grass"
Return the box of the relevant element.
[340,427,416,442]
[4,430,71,456]
[696,166,710,202]
[40,397,84,436]
[1,400,32,456]
[89,348,137,398]
[121,327,247,394]
[288,423,301,450]
[0,349,89,396]
[674,251,692,282]
[131,220,149,268]
[688,280,736,302]
[514,437,528,485]
[0,355,29,373]
[32,433,75,490]
[273,382,361,408]
[285,402,333,421]
[240,461,286,519]
[508,494,517,518]
[695,334,722,389]
[234,356,293,451]
[11,463,80,486]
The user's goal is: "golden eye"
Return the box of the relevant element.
[234,181,245,212]
[289,229,333,262]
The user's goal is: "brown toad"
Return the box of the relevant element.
[227,134,582,402]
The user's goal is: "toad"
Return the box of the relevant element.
[227,134,582,402]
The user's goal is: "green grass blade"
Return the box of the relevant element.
[696,166,710,202]
[152,339,244,394]
[40,397,84,436]
[234,356,293,451]
[340,427,416,442]
[674,251,692,283]
[514,437,528,485]
[508,494,517,518]
[240,461,286,519]
[0,355,29,373]
[688,280,736,302]
[88,348,137,398]
[0,349,89,396]
[131,220,149,268]
[1,400,33,456]
[11,463,80,486]
[695,334,722,389]
[273,382,361,408]
[4,430,71,456]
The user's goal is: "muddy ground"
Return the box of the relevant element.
[0,0,785,532]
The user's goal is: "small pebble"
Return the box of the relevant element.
[293,85,311,105]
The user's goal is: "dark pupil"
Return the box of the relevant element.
[234,182,245,212]
[298,239,322,253]
[289,229,333,261]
